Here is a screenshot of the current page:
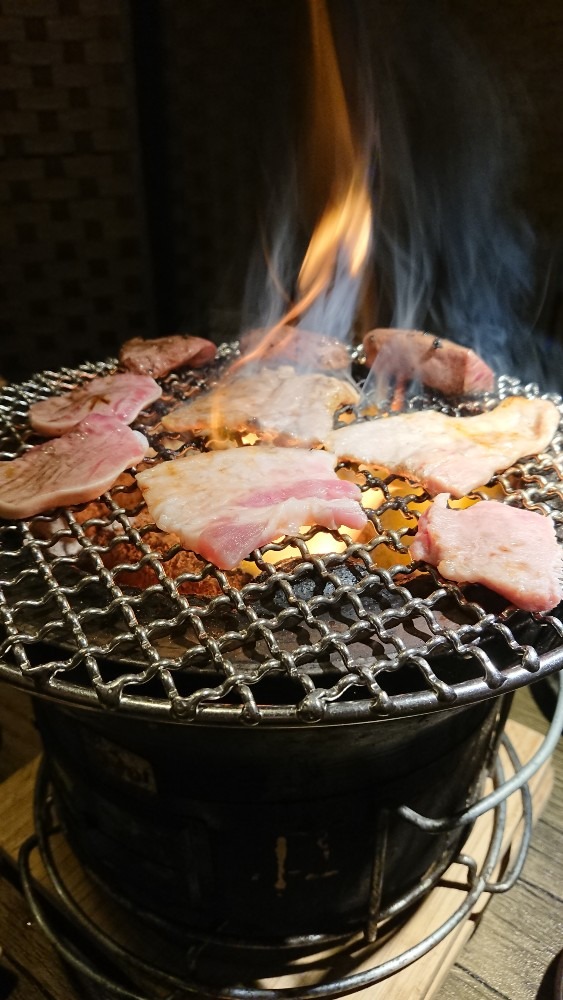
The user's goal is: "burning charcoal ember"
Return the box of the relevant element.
[119,334,217,378]
[363,328,495,396]
[161,365,360,446]
[326,396,560,498]
[77,502,251,596]
[239,326,350,371]
[136,446,367,570]
[0,414,148,519]
[410,493,563,612]
[28,373,162,437]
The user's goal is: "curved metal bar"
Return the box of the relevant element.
[378,752,506,925]
[484,735,534,894]
[18,834,153,1000]
[19,760,209,999]
[17,756,517,1000]
[398,671,562,833]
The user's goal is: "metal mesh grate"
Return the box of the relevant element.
[1,348,563,724]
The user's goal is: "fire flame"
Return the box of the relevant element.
[235,0,373,370]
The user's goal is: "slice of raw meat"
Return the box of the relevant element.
[28,373,161,437]
[239,326,350,371]
[162,366,360,446]
[0,414,148,519]
[119,334,216,377]
[410,493,562,612]
[136,446,367,570]
[326,396,560,497]
[363,328,495,396]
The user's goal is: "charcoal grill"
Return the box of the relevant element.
[2,344,563,998]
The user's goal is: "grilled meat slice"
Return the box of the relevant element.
[162,366,359,446]
[0,414,148,519]
[410,493,563,611]
[136,445,367,570]
[363,328,495,396]
[239,326,350,371]
[327,396,560,497]
[28,373,161,437]
[119,334,216,378]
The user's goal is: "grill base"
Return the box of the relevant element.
[6,716,551,1000]
[33,693,509,944]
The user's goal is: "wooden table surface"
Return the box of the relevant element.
[0,681,562,1000]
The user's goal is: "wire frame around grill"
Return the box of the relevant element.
[1,348,563,725]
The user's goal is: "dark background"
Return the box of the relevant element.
[0,0,562,383]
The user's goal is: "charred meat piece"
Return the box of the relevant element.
[410,493,563,612]
[327,396,560,497]
[363,328,495,396]
[119,334,217,378]
[136,446,367,570]
[0,413,148,519]
[162,366,359,446]
[28,373,161,437]
[239,326,350,371]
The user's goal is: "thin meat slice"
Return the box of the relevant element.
[119,334,216,378]
[0,413,148,519]
[28,373,161,437]
[327,396,560,497]
[239,326,350,371]
[410,493,562,612]
[363,328,495,396]
[162,366,359,446]
[136,446,367,570]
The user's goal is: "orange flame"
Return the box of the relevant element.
[235,0,372,371]
[297,0,372,306]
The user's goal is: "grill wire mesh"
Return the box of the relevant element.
[1,345,563,724]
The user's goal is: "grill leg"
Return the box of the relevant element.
[366,807,390,943]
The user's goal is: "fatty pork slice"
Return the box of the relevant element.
[136,446,367,570]
[28,373,162,437]
[363,328,495,396]
[162,366,359,446]
[327,396,560,498]
[410,493,563,612]
[0,413,148,519]
[239,326,350,372]
[119,334,217,378]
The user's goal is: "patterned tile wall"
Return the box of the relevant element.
[0,0,155,383]
[157,0,302,344]
[1,0,562,383]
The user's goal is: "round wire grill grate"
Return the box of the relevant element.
[1,346,563,724]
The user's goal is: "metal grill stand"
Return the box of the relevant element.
[1,354,562,995]
[17,676,562,1000]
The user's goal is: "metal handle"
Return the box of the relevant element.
[398,670,563,833]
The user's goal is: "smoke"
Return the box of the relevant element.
[239,0,376,349]
[241,0,555,387]
[368,0,542,382]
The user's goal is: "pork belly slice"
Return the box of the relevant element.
[136,446,367,570]
[28,373,162,437]
[239,326,350,372]
[327,396,560,498]
[363,328,495,396]
[410,493,562,612]
[0,413,148,519]
[162,366,360,446]
[119,334,216,378]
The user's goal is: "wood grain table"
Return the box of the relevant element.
[0,681,562,1000]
